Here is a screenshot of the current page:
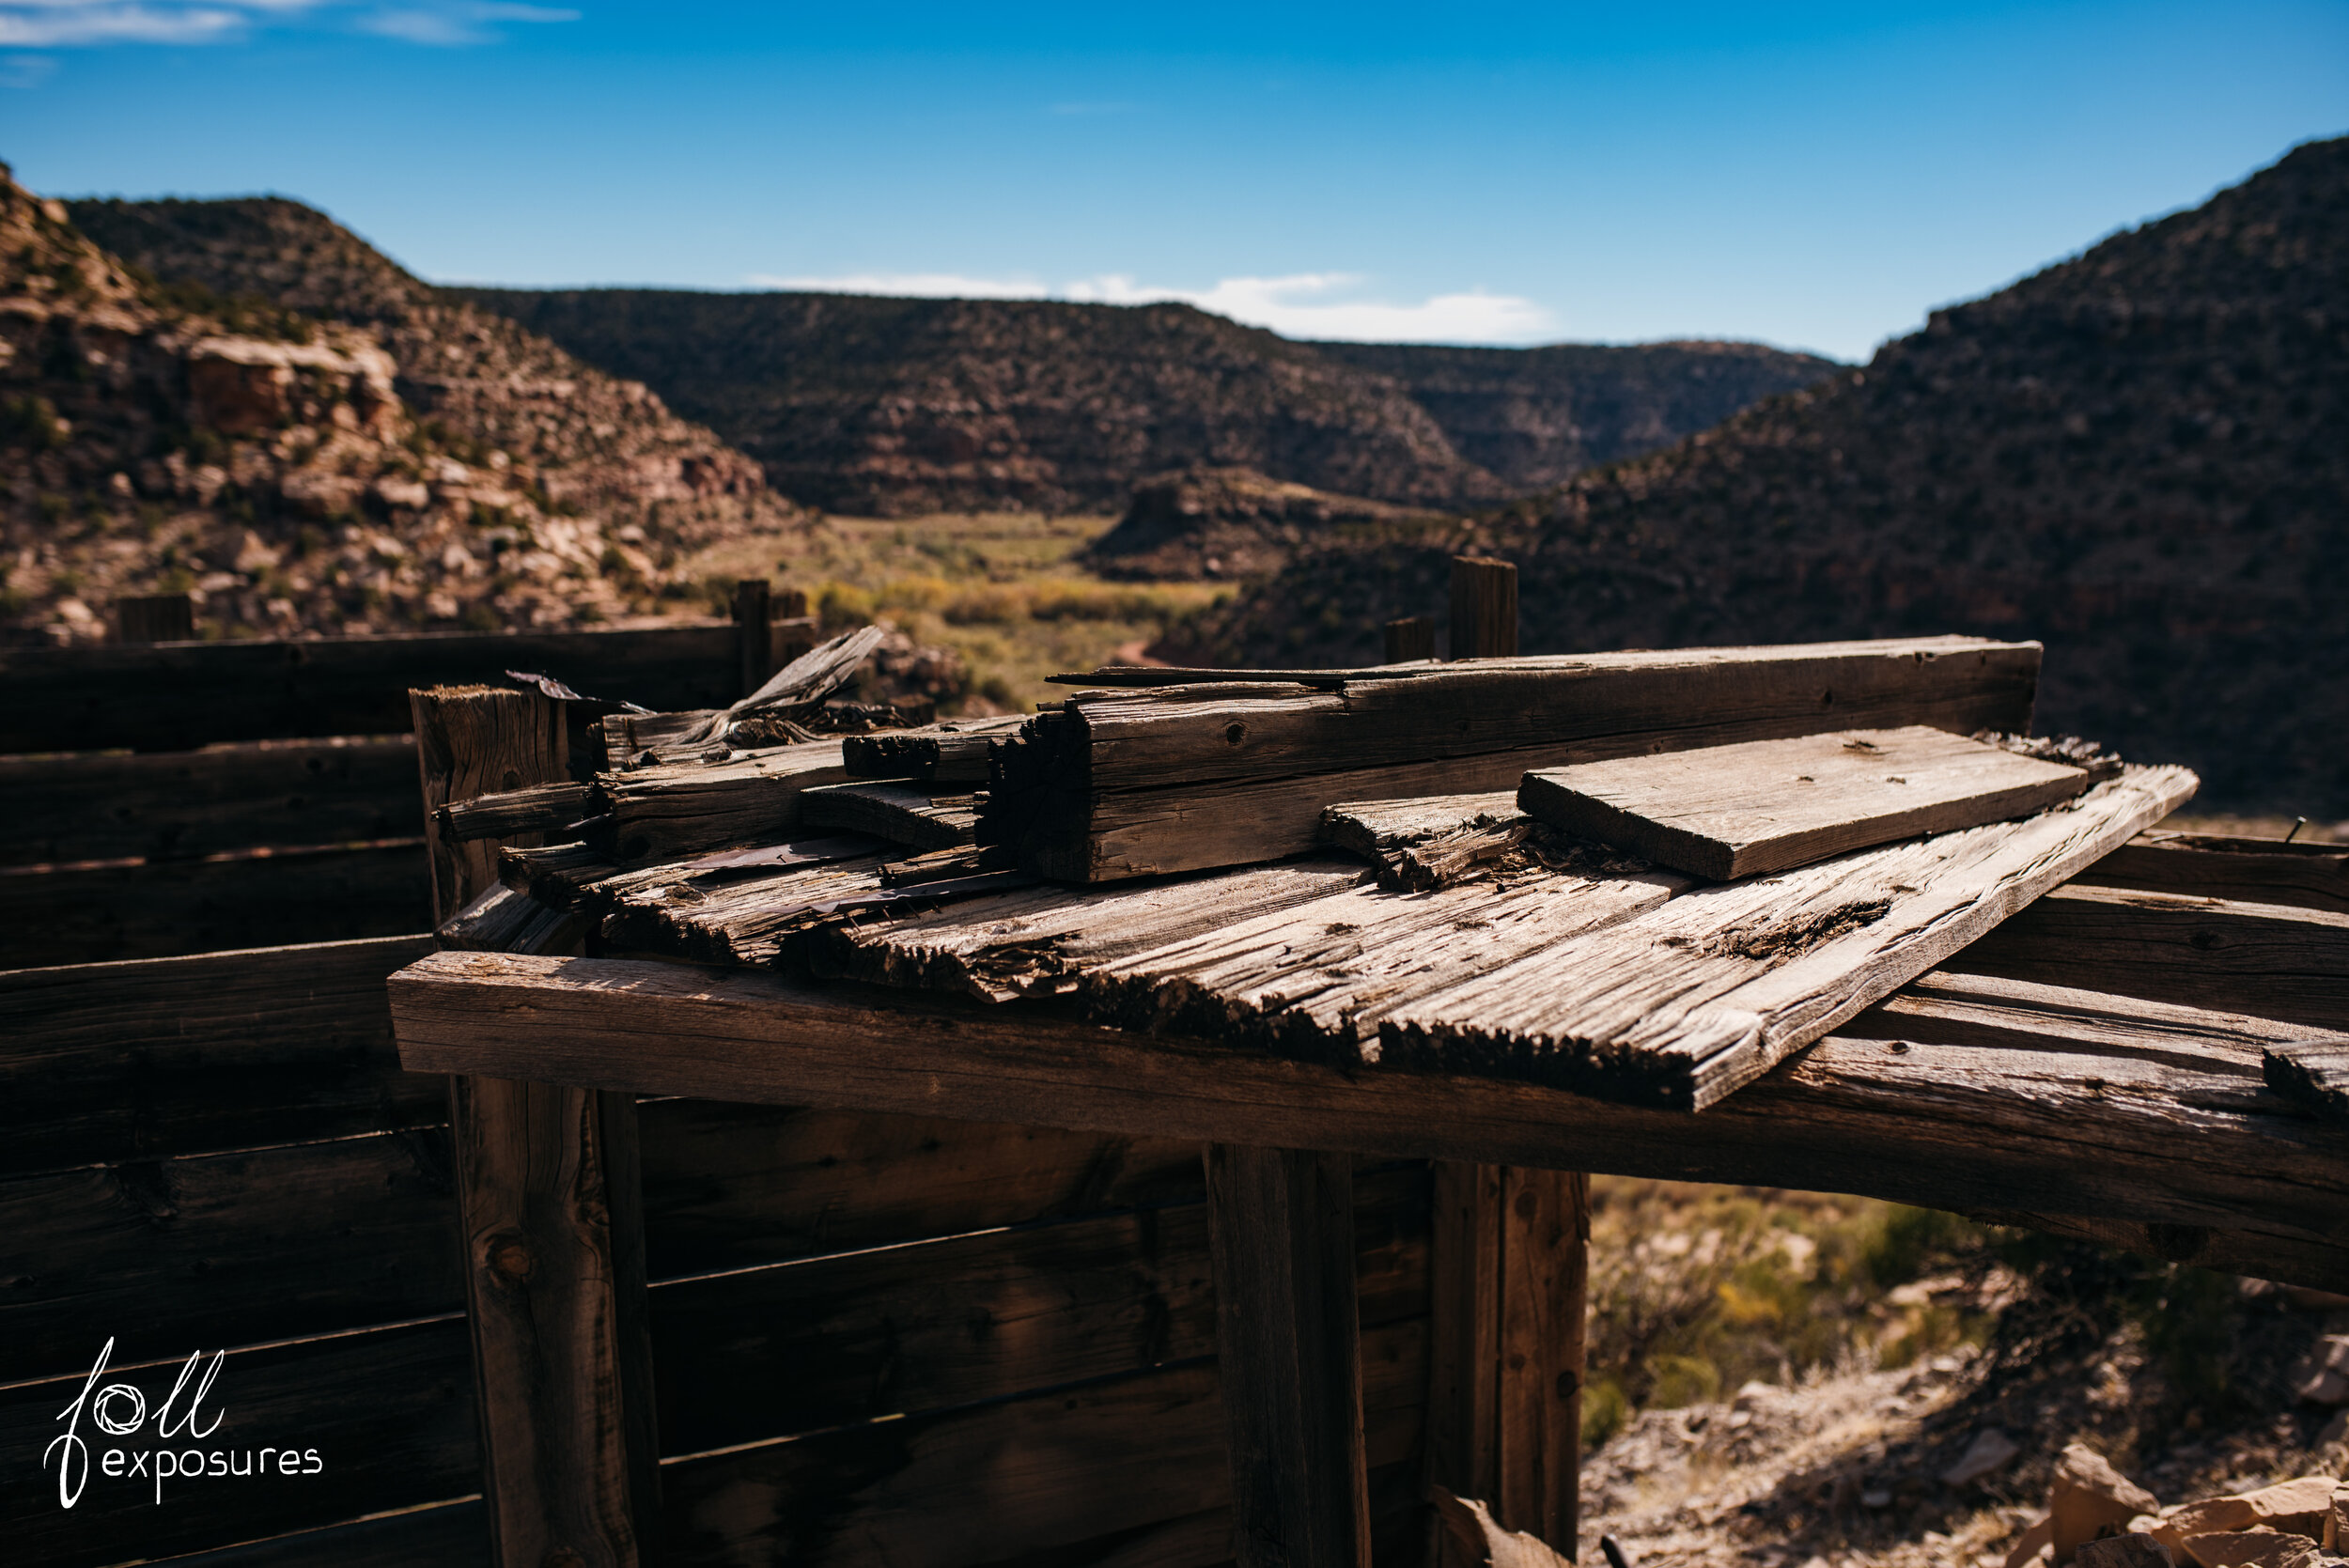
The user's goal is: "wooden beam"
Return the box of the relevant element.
[411,685,658,1568]
[2077,831,2349,914]
[115,592,193,644]
[1206,1142,1372,1568]
[385,955,2349,1291]
[1384,616,1437,665]
[732,577,773,698]
[1449,557,1517,660]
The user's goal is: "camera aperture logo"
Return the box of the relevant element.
[42,1339,323,1509]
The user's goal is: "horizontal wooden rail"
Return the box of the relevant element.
[0,737,420,868]
[0,621,738,753]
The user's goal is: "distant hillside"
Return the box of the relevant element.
[4,189,799,644]
[1164,138,2349,815]
[451,286,1838,516]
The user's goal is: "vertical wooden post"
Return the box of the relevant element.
[412,684,660,1568]
[1448,558,1518,660]
[1425,1165,1589,1562]
[1384,615,1438,664]
[116,592,194,644]
[1206,1143,1372,1568]
[732,577,773,699]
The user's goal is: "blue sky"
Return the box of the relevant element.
[1,2,2343,360]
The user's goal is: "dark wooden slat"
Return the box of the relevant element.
[659,1319,1429,1568]
[649,1162,1428,1454]
[0,1127,463,1385]
[0,737,420,867]
[0,1319,478,1567]
[1947,883,2349,1032]
[0,622,739,753]
[144,1500,487,1567]
[1449,556,1517,660]
[0,934,434,1176]
[389,955,2349,1291]
[1518,726,2090,881]
[1206,1143,1372,1568]
[637,1100,1206,1277]
[0,842,429,970]
[1383,616,1436,665]
[2077,831,2349,913]
[116,591,194,644]
[800,778,978,851]
[439,781,593,842]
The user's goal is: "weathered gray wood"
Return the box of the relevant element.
[1319,791,1532,891]
[0,621,739,754]
[1378,766,2193,1107]
[596,738,848,862]
[799,779,977,851]
[0,735,420,867]
[1384,615,1437,664]
[0,840,429,970]
[993,637,2044,880]
[411,685,570,924]
[843,714,1027,783]
[0,933,437,1176]
[1205,1142,1372,1568]
[1449,556,1517,660]
[1947,882,2349,1032]
[1518,726,2092,881]
[440,883,592,955]
[386,954,2349,1290]
[2078,831,2349,913]
[2264,1039,2349,1122]
[440,781,593,842]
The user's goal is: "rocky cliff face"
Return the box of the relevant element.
[7,191,801,644]
[1082,465,1440,581]
[451,286,1840,516]
[1162,137,2349,815]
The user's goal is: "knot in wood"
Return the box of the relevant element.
[487,1230,534,1282]
[1514,1189,1538,1219]
[1556,1371,1580,1399]
[1222,721,1248,746]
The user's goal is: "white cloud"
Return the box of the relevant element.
[748,268,1552,345]
[0,0,572,47]
[0,49,57,79]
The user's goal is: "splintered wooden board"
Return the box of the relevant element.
[1518,726,2092,880]
[2264,1040,2349,1122]
[1382,764,2195,1108]
[800,780,978,852]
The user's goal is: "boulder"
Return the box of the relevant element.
[2077,1538,2176,1566]
[1948,1427,2024,1486]
[2055,1445,2162,1562]
[2164,1478,2340,1543]
[2295,1339,2349,1405]
[2172,1529,2322,1567]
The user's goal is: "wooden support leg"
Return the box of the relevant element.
[413,684,660,1568]
[1426,1162,1589,1563]
[1206,1143,1373,1568]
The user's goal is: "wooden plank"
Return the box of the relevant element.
[596,737,848,862]
[439,781,593,842]
[411,684,570,924]
[1377,766,2193,1107]
[732,576,774,695]
[0,1126,463,1385]
[1517,726,2092,880]
[0,841,429,970]
[389,954,2349,1290]
[658,1320,1429,1568]
[1206,1142,1372,1568]
[145,1501,487,1567]
[843,713,1026,784]
[649,1161,1427,1453]
[0,934,435,1176]
[439,884,591,955]
[0,1319,478,1566]
[116,590,194,644]
[1319,790,1523,890]
[1947,882,2349,1032]
[1426,1162,1503,1568]
[1449,556,1517,660]
[0,736,419,867]
[799,778,978,851]
[0,621,739,753]
[2077,831,2349,913]
[2264,1039,2349,1122]
[1384,615,1437,665]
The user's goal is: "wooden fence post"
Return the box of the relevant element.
[1448,558,1518,660]
[116,592,194,644]
[1384,615,1438,664]
[412,684,660,1568]
[733,577,774,699]
[1206,1142,1373,1568]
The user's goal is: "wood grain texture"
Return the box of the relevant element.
[1518,727,2090,880]
[1206,1142,1373,1568]
[0,736,419,867]
[387,954,2349,1290]
[799,778,978,851]
[439,781,592,843]
[116,590,194,644]
[1449,556,1518,660]
[410,685,569,925]
[843,714,1026,784]
[0,840,430,970]
[994,637,2043,881]
[2078,831,2349,913]
[595,737,848,862]
[1384,616,1437,664]
[1379,766,2195,1108]
[1949,882,2349,1032]
[149,1501,487,1567]
[2265,1040,2349,1122]
[0,621,738,754]
[0,934,434,1176]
